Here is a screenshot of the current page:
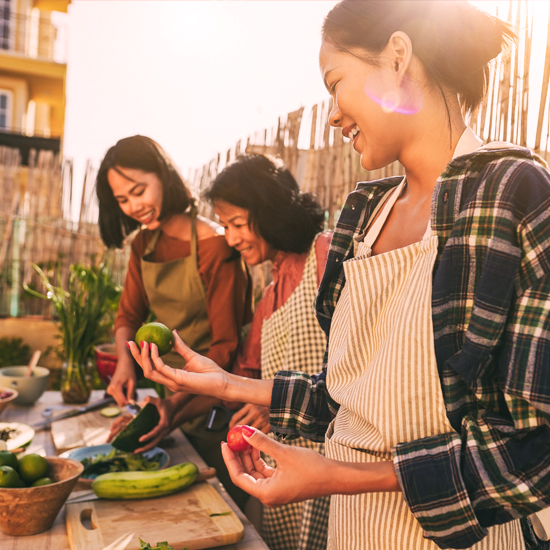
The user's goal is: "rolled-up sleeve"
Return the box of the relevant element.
[270,367,339,442]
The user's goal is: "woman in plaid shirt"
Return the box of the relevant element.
[129,2,550,548]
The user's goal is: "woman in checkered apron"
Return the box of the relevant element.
[130,2,550,549]
[203,154,332,550]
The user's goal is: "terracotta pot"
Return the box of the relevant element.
[0,457,84,536]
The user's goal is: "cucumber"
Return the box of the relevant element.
[92,461,199,499]
[111,403,160,452]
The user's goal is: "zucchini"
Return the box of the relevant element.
[92,461,199,499]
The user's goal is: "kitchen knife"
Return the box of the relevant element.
[32,395,115,430]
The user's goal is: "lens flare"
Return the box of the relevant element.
[364,72,423,115]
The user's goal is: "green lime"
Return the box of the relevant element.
[31,477,54,487]
[0,450,18,470]
[18,454,49,484]
[135,322,174,356]
[0,465,23,488]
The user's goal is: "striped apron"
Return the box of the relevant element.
[324,180,522,549]
[260,235,331,550]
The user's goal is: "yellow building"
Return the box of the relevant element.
[0,0,69,164]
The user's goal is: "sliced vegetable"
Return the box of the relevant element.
[100,406,121,418]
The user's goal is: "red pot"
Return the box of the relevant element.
[94,344,118,386]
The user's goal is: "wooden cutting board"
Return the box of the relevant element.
[51,409,113,454]
[66,481,245,550]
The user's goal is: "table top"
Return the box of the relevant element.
[0,390,268,550]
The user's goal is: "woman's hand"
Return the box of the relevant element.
[229,404,271,434]
[128,331,231,399]
[106,396,178,454]
[221,427,333,506]
[106,413,132,442]
[107,359,137,406]
[132,396,177,453]
[221,427,402,506]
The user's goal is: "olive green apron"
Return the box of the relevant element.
[141,209,211,368]
[140,208,248,509]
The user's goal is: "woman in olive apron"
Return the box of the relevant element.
[139,206,249,507]
[96,135,251,508]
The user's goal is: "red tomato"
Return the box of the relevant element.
[226,425,251,452]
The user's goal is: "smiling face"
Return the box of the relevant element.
[214,200,278,266]
[319,39,407,171]
[107,167,164,229]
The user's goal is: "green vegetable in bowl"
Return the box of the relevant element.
[80,448,162,477]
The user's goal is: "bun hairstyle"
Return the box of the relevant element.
[204,154,325,254]
[322,0,516,114]
[96,135,193,249]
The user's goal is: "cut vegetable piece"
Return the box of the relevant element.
[100,406,121,418]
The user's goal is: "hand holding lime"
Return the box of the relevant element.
[135,322,174,356]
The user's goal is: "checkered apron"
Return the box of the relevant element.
[260,235,331,550]
[324,180,522,550]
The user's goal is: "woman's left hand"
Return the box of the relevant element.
[221,426,333,506]
[132,396,177,453]
[107,414,132,442]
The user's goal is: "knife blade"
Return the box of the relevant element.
[32,395,115,430]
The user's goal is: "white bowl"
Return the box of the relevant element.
[0,367,50,406]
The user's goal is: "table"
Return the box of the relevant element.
[0,390,269,550]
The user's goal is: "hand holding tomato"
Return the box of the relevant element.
[226,425,252,452]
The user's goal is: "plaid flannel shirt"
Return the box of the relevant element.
[270,146,550,549]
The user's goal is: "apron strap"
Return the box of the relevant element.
[190,204,198,260]
[143,229,162,257]
[364,178,406,248]
[143,204,199,259]
[422,220,433,240]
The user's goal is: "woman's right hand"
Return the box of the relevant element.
[107,359,137,406]
[128,331,230,399]
[221,426,332,506]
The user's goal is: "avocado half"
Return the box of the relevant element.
[111,403,161,452]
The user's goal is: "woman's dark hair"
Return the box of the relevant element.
[322,0,516,115]
[204,154,325,254]
[96,135,193,249]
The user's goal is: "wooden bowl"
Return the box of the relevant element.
[0,387,18,417]
[0,456,84,536]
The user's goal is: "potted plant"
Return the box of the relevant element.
[24,262,121,403]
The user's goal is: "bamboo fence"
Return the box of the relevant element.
[0,152,129,317]
[1,0,549,318]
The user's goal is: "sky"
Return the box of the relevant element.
[61,0,550,207]
[63,1,337,191]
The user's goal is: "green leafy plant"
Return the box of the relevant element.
[0,337,31,368]
[24,262,122,402]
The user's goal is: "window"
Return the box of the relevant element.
[0,0,11,51]
[0,90,13,130]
